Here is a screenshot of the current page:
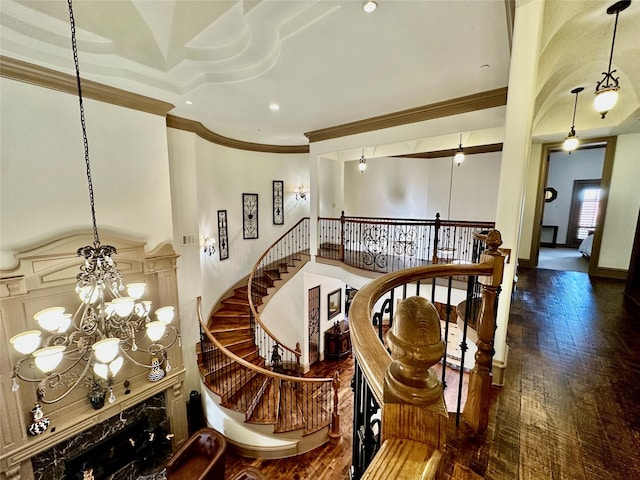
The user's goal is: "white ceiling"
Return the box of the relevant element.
[1,0,638,147]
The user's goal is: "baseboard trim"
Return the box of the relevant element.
[591,266,627,280]
[492,344,508,386]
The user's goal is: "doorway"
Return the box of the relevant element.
[531,137,617,275]
[308,286,320,366]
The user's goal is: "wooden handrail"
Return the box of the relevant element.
[349,262,494,406]
[197,296,331,385]
[247,217,309,358]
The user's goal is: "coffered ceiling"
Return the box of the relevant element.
[1,0,638,147]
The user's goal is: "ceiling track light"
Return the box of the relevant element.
[593,0,630,119]
[563,87,584,153]
[358,149,367,173]
[454,133,465,166]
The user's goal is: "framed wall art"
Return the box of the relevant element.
[217,209,229,260]
[327,288,342,320]
[273,180,284,225]
[242,193,259,239]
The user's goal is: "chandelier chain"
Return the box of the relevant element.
[67,0,100,247]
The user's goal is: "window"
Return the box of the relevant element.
[577,186,601,240]
[567,179,601,247]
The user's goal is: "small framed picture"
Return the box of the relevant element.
[327,288,342,320]
[273,180,284,225]
[217,209,229,260]
[242,193,259,239]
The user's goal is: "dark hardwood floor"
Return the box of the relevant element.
[225,268,640,479]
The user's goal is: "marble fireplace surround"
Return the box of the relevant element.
[33,392,168,480]
[0,233,189,480]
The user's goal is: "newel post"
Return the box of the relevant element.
[462,229,505,433]
[382,296,448,450]
[329,371,342,443]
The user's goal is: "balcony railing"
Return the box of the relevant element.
[318,212,494,272]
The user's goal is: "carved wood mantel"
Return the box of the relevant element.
[0,233,188,479]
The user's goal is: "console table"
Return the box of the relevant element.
[324,320,351,361]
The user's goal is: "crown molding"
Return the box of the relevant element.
[304,87,508,143]
[395,143,503,159]
[0,56,174,116]
[166,115,310,154]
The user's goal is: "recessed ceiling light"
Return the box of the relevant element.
[185,100,193,105]
[269,103,280,111]
[363,1,377,13]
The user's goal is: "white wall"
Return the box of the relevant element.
[543,148,605,244]
[599,133,640,270]
[343,153,501,221]
[166,129,311,392]
[0,78,174,269]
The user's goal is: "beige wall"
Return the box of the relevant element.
[0,78,174,270]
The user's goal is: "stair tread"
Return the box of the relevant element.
[247,377,280,425]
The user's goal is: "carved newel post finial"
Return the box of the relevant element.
[384,296,445,405]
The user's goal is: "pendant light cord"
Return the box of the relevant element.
[447,155,454,221]
[67,0,100,247]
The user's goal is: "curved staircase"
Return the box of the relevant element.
[197,219,338,453]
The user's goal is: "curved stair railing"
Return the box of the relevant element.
[198,217,340,441]
[247,217,311,369]
[198,297,337,437]
[348,230,505,479]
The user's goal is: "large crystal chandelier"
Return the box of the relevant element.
[9,0,179,404]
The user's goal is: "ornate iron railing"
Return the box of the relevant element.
[318,213,494,273]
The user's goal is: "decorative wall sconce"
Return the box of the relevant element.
[204,237,216,256]
[563,87,584,152]
[454,133,465,166]
[295,186,308,200]
[593,0,630,119]
[358,149,367,173]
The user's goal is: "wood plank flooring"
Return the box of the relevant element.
[224,268,640,479]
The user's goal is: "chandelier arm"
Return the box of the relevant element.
[119,328,179,364]
[37,356,94,404]
[66,0,99,247]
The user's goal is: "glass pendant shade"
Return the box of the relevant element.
[93,362,109,380]
[593,88,619,118]
[563,130,579,151]
[34,307,66,333]
[109,356,123,376]
[92,338,120,363]
[111,297,135,316]
[126,283,146,299]
[454,149,465,166]
[10,330,42,354]
[155,306,175,324]
[33,346,65,373]
[146,321,167,341]
[57,313,72,333]
[78,285,100,304]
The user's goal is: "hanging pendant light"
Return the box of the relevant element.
[358,149,367,173]
[593,0,630,119]
[562,87,584,153]
[454,134,465,166]
[9,0,179,404]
